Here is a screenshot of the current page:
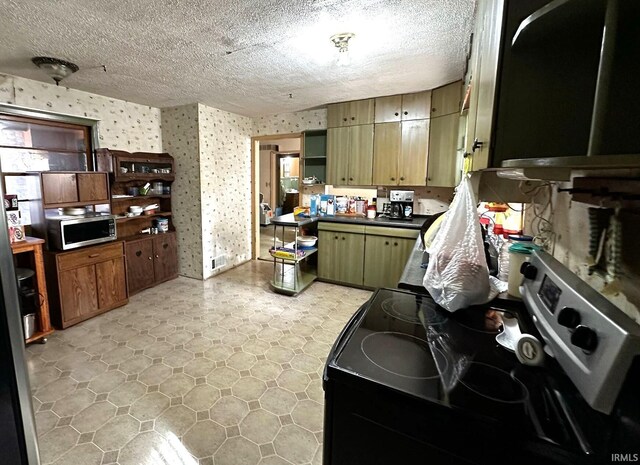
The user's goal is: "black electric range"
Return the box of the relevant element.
[323,252,640,465]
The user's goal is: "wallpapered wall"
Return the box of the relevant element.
[160,104,203,279]
[0,73,162,151]
[252,109,327,135]
[525,188,639,324]
[198,104,253,279]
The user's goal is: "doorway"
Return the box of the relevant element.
[251,134,302,261]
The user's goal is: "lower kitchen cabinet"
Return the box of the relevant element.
[317,224,366,286]
[363,232,417,288]
[125,232,178,295]
[318,223,418,289]
[45,241,128,329]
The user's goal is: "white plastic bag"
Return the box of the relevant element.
[423,176,496,311]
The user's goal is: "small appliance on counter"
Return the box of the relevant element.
[389,190,414,220]
[46,213,117,250]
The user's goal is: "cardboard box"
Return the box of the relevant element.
[9,225,25,243]
[6,210,21,227]
[3,194,18,211]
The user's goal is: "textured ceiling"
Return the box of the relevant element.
[0,0,476,117]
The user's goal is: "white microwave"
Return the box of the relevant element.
[46,214,117,250]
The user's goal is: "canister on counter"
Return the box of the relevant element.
[155,217,169,233]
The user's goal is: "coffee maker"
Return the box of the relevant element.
[389,190,414,220]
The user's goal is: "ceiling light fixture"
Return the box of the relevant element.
[31,56,79,86]
[330,33,355,53]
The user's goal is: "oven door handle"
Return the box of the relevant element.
[322,299,370,383]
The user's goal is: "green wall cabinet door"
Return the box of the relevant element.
[317,229,365,286]
[363,235,415,288]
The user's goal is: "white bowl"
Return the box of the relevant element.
[297,235,317,247]
[129,206,143,213]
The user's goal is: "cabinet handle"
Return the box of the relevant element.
[343,118,347,122]
[394,242,398,246]
[351,116,355,120]
[427,177,431,181]
[394,112,399,116]
[89,253,100,258]
[385,241,389,245]
[148,256,152,260]
[163,243,169,249]
[341,177,346,181]
[403,111,408,115]
[390,177,395,181]
[335,235,339,240]
[155,254,159,258]
[432,108,436,112]
[400,177,405,181]
[135,251,142,257]
[472,138,484,152]
[342,237,346,240]
[349,177,353,181]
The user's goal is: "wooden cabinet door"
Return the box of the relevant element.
[375,96,402,123]
[372,123,401,185]
[400,120,430,186]
[125,238,155,294]
[153,232,178,283]
[77,173,109,202]
[327,102,350,128]
[349,99,375,125]
[348,125,374,185]
[327,127,350,185]
[428,113,461,187]
[363,235,395,288]
[58,264,98,325]
[334,232,365,286]
[364,236,415,288]
[96,257,127,309]
[42,173,78,205]
[401,91,432,120]
[431,81,462,118]
[317,230,338,281]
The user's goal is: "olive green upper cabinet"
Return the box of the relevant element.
[430,81,462,118]
[327,99,375,127]
[427,80,463,187]
[327,125,374,186]
[374,92,432,123]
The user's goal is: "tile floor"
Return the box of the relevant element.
[27,260,371,465]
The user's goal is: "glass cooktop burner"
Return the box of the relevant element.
[361,332,447,379]
[381,296,447,326]
[452,308,507,334]
[458,362,529,403]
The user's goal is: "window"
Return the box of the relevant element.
[0,114,94,224]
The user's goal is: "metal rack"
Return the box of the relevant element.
[270,214,318,295]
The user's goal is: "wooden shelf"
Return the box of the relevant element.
[114,173,175,182]
[26,329,55,344]
[112,194,171,201]
[116,212,172,222]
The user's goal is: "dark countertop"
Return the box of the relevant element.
[318,215,427,230]
[271,213,428,230]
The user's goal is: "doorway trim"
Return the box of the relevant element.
[250,132,302,260]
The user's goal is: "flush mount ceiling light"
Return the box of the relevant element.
[330,33,355,53]
[31,56,79,86]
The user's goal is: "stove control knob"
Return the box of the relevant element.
[571,325,598,353]
[557,307,581,328]
[520,262,538,280]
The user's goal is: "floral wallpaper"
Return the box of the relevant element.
[252,109,327,135]
[0,73,162,151]
[160,104,202,280]
[199,104,252,279]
